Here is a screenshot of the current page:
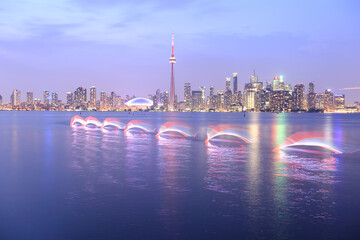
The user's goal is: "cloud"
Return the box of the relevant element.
[0,0,358,47]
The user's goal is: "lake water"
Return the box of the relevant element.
[0,112,360,239]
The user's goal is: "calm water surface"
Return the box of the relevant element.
[0,112,360,239]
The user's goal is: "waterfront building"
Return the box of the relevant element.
[115,96,123,110]
[111,92,117,111]
[270,91,292,111]
[90,86,96,109]
[191,90,202,111]
[162,91,169,111]
[255,89,266,111]
[243,85,256,110]
[43,90,50,106]
[315,94,325,110]
[51,92,59,106]
[216,90,224,111]
[10,89,21,106]
[156,89,161,104]
[324,89,334,112]
[184,83,191,109]
[74,87,87,109]
[26,92,34,105]
[66,92,73,106]
[233,73,238,93]
[334,94,345,110]
[292,84,305,110]
[224,89,232,110]
[153,94,159,108]
[225,77,231,92]
[34,98,41,106]
[199,86,206,109]
[234,90,242,106]
[100,91,106,110]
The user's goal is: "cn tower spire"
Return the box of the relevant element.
[171,33,174,57]
[169,33,176,110]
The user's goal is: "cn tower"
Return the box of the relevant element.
[169,34,176,109]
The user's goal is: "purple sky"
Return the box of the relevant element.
[0,0,359,103]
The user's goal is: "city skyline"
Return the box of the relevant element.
[0,0,359,103]
[1,71,354,113]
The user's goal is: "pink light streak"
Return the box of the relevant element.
[275,131,342,154]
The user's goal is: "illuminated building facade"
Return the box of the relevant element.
[44,90,50,106]
[90,86,96,109]
[233,73,238,93]
[100,91,106,110]
[324,89,334,112]
[292,84,305,110]
[184,83,191,109]
[66,92,73,106]
[74,87,87,109]
[270,91,292,111]
[51,92,59,106]
[26,92,34,105]
[191,90,202,111]
[10,89,21,106]
[225,77,231,92]
[334,94,345,110]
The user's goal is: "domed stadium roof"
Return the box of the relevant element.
[125,97,153,107]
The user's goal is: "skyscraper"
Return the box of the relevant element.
[74,87,87,108]
[334,94,345,110]
[156,89,161,104]
[26,92,34,105]
[163,91,169,111]
[51,92,59,106]
[191,90,202,111]
[44,90,50,106]
[210,86,215,97]
[225,77,231,92]
[11,89,21,106]
[233,73,238,93]
[90,86,96,109]
[100,91,106,110]
[250,70,258,83]
[184,83,191,109]
[169,34,176,110]
[308,82,315,93]
[293,84,305,110]
[111,92,116,110]
[307,82,316,110]
[66,92,73,106]
[199,86,206,109]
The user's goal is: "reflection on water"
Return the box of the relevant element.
[2,112,360,239]
[205,142,247,194]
